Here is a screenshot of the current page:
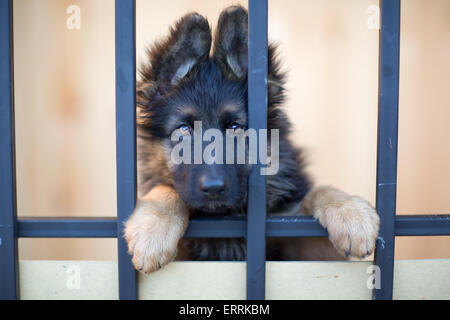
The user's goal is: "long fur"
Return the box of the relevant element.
[125,6,379,269]
[136,6,311,260]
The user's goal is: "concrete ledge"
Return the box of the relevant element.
[19,259,450,300]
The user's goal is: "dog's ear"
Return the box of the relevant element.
[213,6,248,80]
[212,6,287,129]
[141,13,212,93]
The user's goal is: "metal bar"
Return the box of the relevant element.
[0,0,18,300]
[15,216,327,239]
[16,215,450,238]
[266,217,328,237]
[115,0,137,300]
[185,217,247,238]
[247,0,268,300]
[187,216,330,238]
[373,0,401,300]
[395,215,450,236]
[17,217,117,238]
[186,216,329,238]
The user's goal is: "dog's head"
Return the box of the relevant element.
[138,6,285,214]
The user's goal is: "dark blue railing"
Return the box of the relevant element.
[1,0,449,300]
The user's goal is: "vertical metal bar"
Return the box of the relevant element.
[246,0,268,300]
[373,0,401,300]
[0,0,19,300]
[115,0,137,300]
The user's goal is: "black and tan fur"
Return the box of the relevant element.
[125,6,379,273]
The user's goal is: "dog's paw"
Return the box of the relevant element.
[125,212,178,273]
[124,196,187,273]
[320,196,380,259]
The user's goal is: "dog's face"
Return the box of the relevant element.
[137,7,254,214]
[138,6,287,214]
[161,62,252,213]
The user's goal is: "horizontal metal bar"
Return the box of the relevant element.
[266,216,329,237]
[187,216,330,238]
[17,217,117,238]
[395,215,450,236]
[16,216,326,238]
[184,216,247,238]
[17,215,450,238]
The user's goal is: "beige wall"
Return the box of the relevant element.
[18,260,450,300]
[14,0,450,261]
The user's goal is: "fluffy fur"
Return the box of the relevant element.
[125,6,379,273]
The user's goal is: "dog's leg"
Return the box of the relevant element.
[300,186,379,259]
[124,185,189,273]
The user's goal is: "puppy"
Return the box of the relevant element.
[125,6,379,273]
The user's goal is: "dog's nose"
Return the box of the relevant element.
[199,175,228,199]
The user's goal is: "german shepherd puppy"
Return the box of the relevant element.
[125,6,379,273]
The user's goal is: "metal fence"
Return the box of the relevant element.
[1,0,449,300]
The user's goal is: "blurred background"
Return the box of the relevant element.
[14,0,450,261]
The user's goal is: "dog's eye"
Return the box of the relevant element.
[177,124,192,136]
[229,122,245,132]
